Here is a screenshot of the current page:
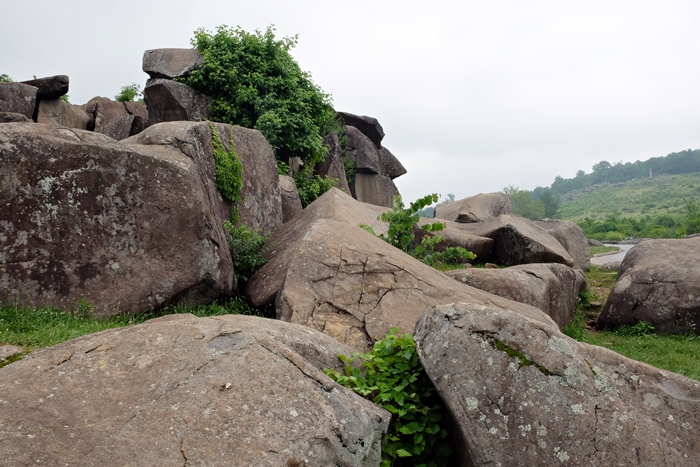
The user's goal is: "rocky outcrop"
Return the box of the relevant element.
[377,147,406,179]
[1,122,235,316]
[435,192,512,224]
[535,218,591,271]
[0,82,37,119]
[144,78,211,124]
[0,314,390,466]
[279,175,303,223]
[142,48,204,79]
[454,214,575,267]
[82,96,149,134]
[345,125,380,174]
[415,217,494,263]
[20,75,69,99]
[351,172,397,208]
[36,99,91,130]
[446,263,586,330]
[415,302,700,466]
[597,237,700,334]
[316,131,351,194]
[0,112,32,123]
[338,111,384,148]
[0,344,23,363]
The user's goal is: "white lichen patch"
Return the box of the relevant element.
[519,424,532,436]
[465,397,479,410]
[554,447,570,462]
[489,427,498,435]
[547,336,575,357]
[571,404,585,414]
[537,426,547,437]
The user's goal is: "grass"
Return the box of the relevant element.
[589,245,620,257]
[0,298,271,367]
[564,265,700,382]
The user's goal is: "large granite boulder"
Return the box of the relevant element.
[102,114,149,140]
[82,96,149,133]
[455,214,575,267]
[597,237,700,334]
[377,147,406,179]
[338,111,384,148]
[415,302,700,466]
[446,263,586,330]
[316,131,351,194]
[0,112,32,123]
[144,78,211,124]
[0,122,234,316]
[142,48,204,79]
[0,82,37,119]
[0,314,390,466]
[344,125,380,174]
[415,217,494,263]
[535,218,591,271]
[124,121,283,236]
[351,172,397,208]
[279,175,303,223]
[435,192,512,224]
[36,99,91,130]
[20,75,69,99]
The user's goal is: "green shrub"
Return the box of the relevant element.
[209,123,243,216]
[615,321,656,337]
[0,74,12,83]
[178,25,343,166]
[324,328,452,467]
[222,222,272,282]
[115,83,143,103]
[294,169,339,207]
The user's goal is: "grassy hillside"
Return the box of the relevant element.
[558,173,700,223]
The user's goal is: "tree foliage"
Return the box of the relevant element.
[502,185,545,220]
[0,74,12,83]
[179,25,342,165]
[115,83,143,103]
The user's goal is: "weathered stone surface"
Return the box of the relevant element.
[82,96,149,133]
[446,263,586,330]
[454,215,575,267]
[344,125,380,174]
[598,261,621,271]
[20,75,69,99]
[144,78,211,124]
[101,114,149,140]
[0,82,37,119]
[275,219,558,351]
[351,172,396,207]
[415,302,700,466]
[316,132,351,194]
[338,111,385,148]
[588,238,605,247]
[377,147,406,179]
[536,218,591,271]
[435,192,512,224]
[0,122,234,316]
[36,99,91,130]
[0,314,390,466]
[415,217,494,263]
[597,237,700,334]
[0,112,32,123]
[0,344,23,362]
[124,121,283,236]
[279,175,303,223]
[142,48,204,79]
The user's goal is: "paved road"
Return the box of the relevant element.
[590,244,634,265]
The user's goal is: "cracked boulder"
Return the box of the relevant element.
[36,99,92,130]
[0,82,38,119]
[435,192,512,224]
[0,314,390,466]
[453,214,575,267]
[81,96,149,134]
[415,302,700,466]
[446,263,586,330]
[597,237,700,334]
[415,217,494,263]
[0,122,234,316]
[144,78,211,124]
[535,218,591,271]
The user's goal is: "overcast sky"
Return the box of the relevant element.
[3,1,700,204]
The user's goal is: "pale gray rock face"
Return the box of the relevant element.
[0,314,390,466]
[144,78,211,124]
[20,75,69,99]
[0,112,32,123]
[101,115,148,140]
[377,147,407,179]
[446,263,586,330]
[142,48,204,79]
[279,174,303,223]
[435,192,512,224]
[345,125,380,174]
[415,302,700,467]
[36,99,91,130]
[598,237,700,334]
[351,172,396,208]
[455,214,575,267]
[1,122,235,316]
[81,96,149,134]
[338,111,385,148]
[536,218,591,271]
[0,82,38,119]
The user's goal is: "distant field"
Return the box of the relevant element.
[558,173,700,222]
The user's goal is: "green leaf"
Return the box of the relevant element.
[396,449,413,457]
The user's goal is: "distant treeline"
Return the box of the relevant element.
[532,149,700,197]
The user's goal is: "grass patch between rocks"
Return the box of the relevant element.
[589,245,620,257]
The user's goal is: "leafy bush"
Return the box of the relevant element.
[222,221,272,282]
[0,74,13,83]
[324,328,452,467]
[615,321,656,337]
[209,123,243,213]
[178,25,343,166]
[294,169,339,207]
[115,83,143,103]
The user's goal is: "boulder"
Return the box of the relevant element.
[0,82,38,119]
[273,219,558,351]
[0,344,23,362]
[454,214,575,267]
[338,111,384,148]
[351,172,397,208]
[142,48,204,79]
[344,125,380,174]
[279,175,303,223]
[588,238,605,247]
[0,314,390,466]
[415,217,494,263]
[124,121,283,236]
[415,302,700,466]
[445,263,586,330]
[597,237,700,334]
[144,78,211,124]
[598,261,621,271]
[20,75,69,99]
[434,192,512,224]
[0,112,32,123]
[36,99,91,130]
[82,96,149,133]
[377,147,406,179]
[102,114,149,140]
[315,132,351,194]
[0,122,234,316]
[535,218,591,271]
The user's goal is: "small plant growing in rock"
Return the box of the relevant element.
[222,222,272,282]
[324,328,452,467]
[0,74,13,83]
[114,83,143,103]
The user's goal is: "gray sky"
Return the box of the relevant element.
[3,1,700,204]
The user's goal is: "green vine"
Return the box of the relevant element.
[209,122,243,220]
[222,221,272,282]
